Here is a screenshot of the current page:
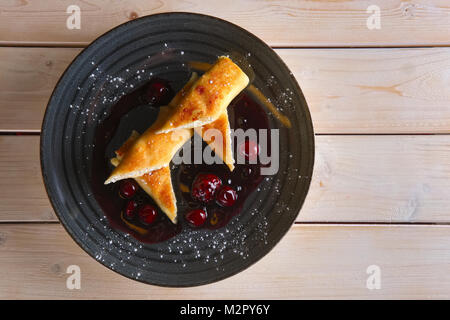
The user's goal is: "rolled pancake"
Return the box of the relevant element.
[104,74,199,184]
[195,112,234,171]
[106,58,243,184]
[155,56,249,134]
[110,131,177,224]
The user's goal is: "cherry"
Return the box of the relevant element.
[124,200,138,218]
[185,209,207,227]
[216,186,238,207]
[239,140,259,161]
[138,204,157,225]
[119,180,138,199]
[145,79,172,105]
[191,173,222,203]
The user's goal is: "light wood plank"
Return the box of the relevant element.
[2,135,450,223]
[0,48,79,132]
[1,0,450,47]
[302,135,450,223]
[280,48,450,134]
[1,47,450,133]
[1,224,450,299]
[0,136,54,221]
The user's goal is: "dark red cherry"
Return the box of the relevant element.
[124,200,138,218]
[216,186,238,207]
[145,79,172,105]
[138,204,157,225]
[185,209,207,227]
[191,173,222,203]
[119,180,138,199]
[239,140,259,161]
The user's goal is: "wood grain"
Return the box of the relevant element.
[280,48,450,134]
[1,223,450,299]
[1,0,450,47]
[2,135,450,223]
[303,135,450,223]
[0,136,54,221]
[1,47,450,133]
[0,48,79,132]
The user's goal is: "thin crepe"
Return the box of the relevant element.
[155,56,249,134]
[111,131,178,223]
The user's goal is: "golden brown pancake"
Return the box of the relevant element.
[106,57,247,184]
[195,111,234,171]
[105,128,192,184]
[105,57,248,222]
[155,56,249,133]
[110,131,178,224]
[104,74,200,184]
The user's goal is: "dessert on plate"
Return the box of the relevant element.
[93,55,269,243]
[105,57,247,184]
[105,56,249,224]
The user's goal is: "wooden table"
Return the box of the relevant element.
[1,0,450,299]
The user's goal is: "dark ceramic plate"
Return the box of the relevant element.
[41,13,314,287]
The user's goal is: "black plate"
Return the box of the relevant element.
[41,13,314,287]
